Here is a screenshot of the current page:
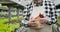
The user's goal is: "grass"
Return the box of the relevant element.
[0,16,23,32]
[0,23,20,32]
[57,16,60,26]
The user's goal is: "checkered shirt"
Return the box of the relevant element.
[21,0,58,26]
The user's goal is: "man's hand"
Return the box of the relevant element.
[28,16,48,27]
[39,16,48,24]
[28,18,37,27]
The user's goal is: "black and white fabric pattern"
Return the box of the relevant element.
[21,0,58,26]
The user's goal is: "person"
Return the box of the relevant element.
[20,0,58,32]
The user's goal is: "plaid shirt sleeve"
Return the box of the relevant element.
[21,8,29,25]
[21,3,32,26]
[45,1,58,25]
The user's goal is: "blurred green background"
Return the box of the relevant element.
[0,6,23,32]
[57,16,60,25]
[0,16,23,32]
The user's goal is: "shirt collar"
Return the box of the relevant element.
[34,0,43,6]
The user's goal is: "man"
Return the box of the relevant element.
[21,0,58,32]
